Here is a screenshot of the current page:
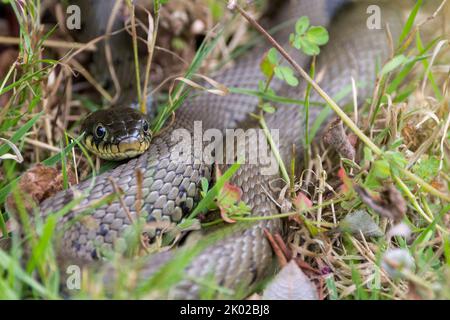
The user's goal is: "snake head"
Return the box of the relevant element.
[81,107,152,161]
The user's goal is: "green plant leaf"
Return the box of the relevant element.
[200,177,209,194]
[306,26,329,45]
[261,103,276,113]
[189,162,241,218]
[299,39,320,56]
[386,151,408,176]
[260,48,279,78]
[274,66,299,87]
[291,34,303,50]
[380,55,408,76]
[365,159,391,189]
[267,47,278,64]
[295,16,310,35]
[412,156,439,182]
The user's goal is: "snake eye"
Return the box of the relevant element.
[142,120,149,133]
[95,124,106,139]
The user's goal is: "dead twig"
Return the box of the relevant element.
[263,228,287,267]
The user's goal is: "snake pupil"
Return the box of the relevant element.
[95,124,106,139]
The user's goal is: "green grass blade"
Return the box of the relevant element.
[0,250,58,299]
[0,279,18,299]
[189,162,241,219]
[398,0,423,44]
[26,215,58,273]
[229,87,323,107]
[325,275,338,300]
[151,26,225,133]
[0,111,43,157]
[351,265,369,300]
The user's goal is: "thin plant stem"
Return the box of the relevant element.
[258,114,290,186]
[141,1,161,113]
[127,1,142,106]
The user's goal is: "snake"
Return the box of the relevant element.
[37,0,405,299]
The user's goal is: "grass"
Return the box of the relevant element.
[0,0,449,300]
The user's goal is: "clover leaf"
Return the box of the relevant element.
[290,16,329,56]
[260,48,299,87]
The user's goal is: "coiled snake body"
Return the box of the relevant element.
[39,0,403,299]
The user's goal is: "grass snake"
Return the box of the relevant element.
[38,0,404,299]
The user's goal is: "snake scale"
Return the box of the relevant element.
[38,0,404,299]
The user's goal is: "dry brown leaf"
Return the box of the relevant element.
[382,248,415,280]
[6,163,76,214]
[323,118,356,160]
[293,191,313,211]
[339,210,384,238]
[246,293,262,300]
[354,184,406,223]
[0,138,24,163]
[264,229,288,267]
[263,260,319,300]
[217,182,242,223]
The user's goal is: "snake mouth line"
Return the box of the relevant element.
[83,135,151,161]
